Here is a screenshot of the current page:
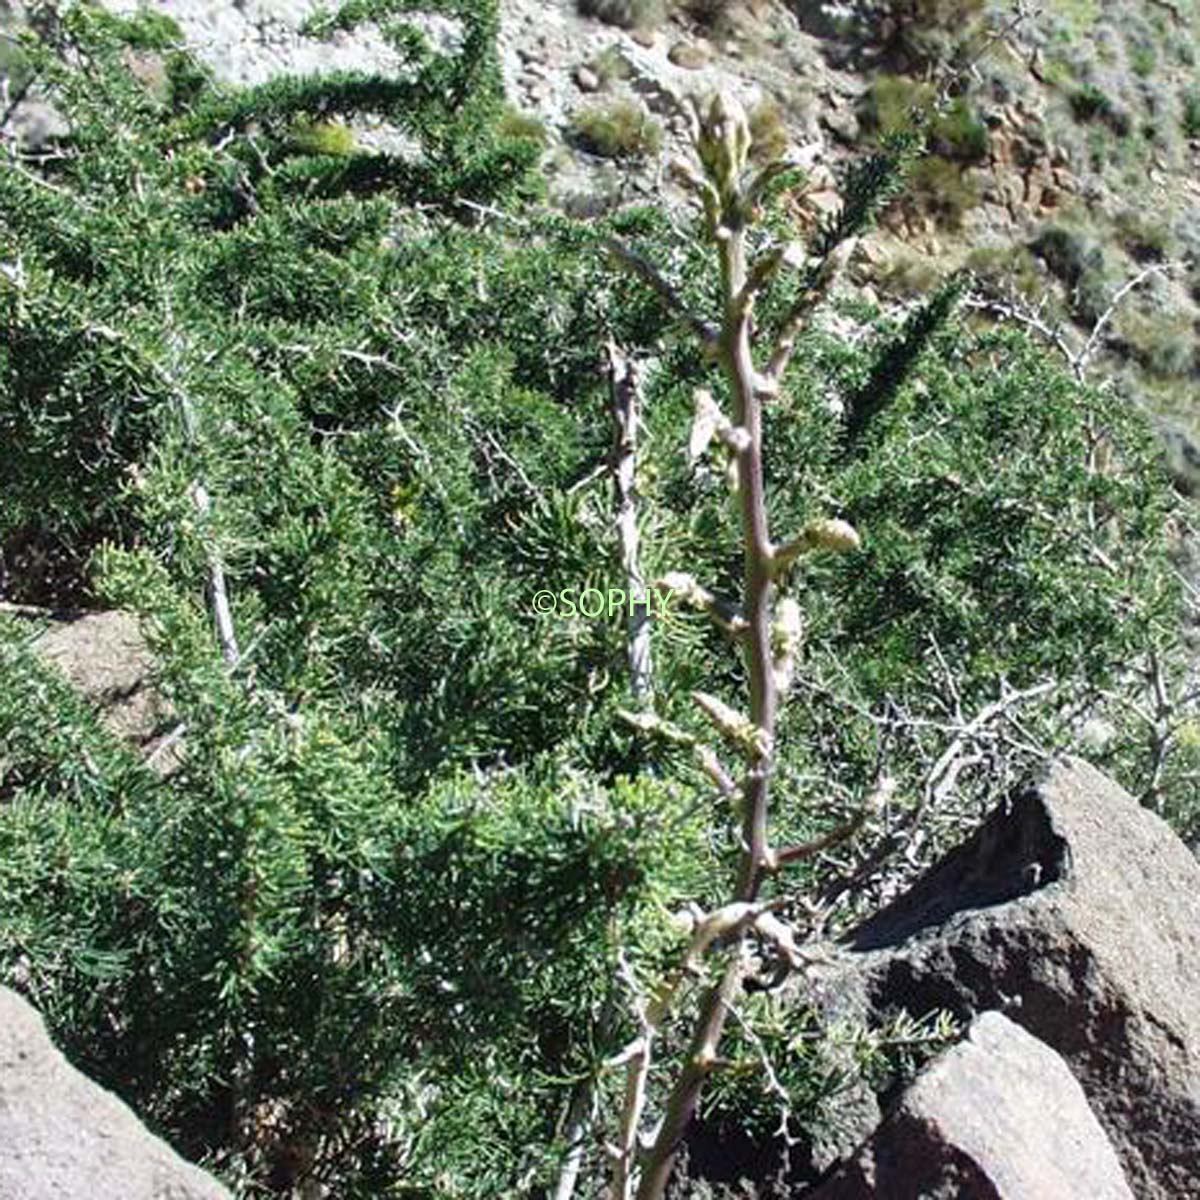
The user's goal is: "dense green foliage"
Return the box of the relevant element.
[0,3,1193,1197]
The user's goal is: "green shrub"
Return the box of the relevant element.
[1069,86,1108,122]
[1069,84,1132,135]
[857,77,986,229]
[1031,223,1102,288]
[861,75,989,159]
[908,155,980,228]
[867,0,987,67]
[930,98,989,162]
[904,0,985,25]
[1117,309,1197,379]
[1129,43,1156,79]
[964,243,1044,300]
[877,247,946,296]
[0,6,644,1192]
[590,44,634,88]
[862,75,937,139]
[95,7,185,49]
[497,105,549,147]
[1112,208,1170,262]
[748,97,791,164]
[0,30,32,94]
[571,99,663,159]
[288,116,357,156]
[675,0,745,29]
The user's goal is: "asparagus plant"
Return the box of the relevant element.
[607,94,904,1200]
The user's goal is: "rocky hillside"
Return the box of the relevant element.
[4,0,1196,426]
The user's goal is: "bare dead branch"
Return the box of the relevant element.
[607,342,653,700]
[1078,263,1171,377]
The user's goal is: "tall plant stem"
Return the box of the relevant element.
[633,199,779,1200]
[721,215,777,905]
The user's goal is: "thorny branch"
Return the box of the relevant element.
[816,678,1056,908]
[964,260,1184,388]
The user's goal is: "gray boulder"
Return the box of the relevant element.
[809,1010,1133,1200]
[0,987,230,1200]
[839,756,1200,1199]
